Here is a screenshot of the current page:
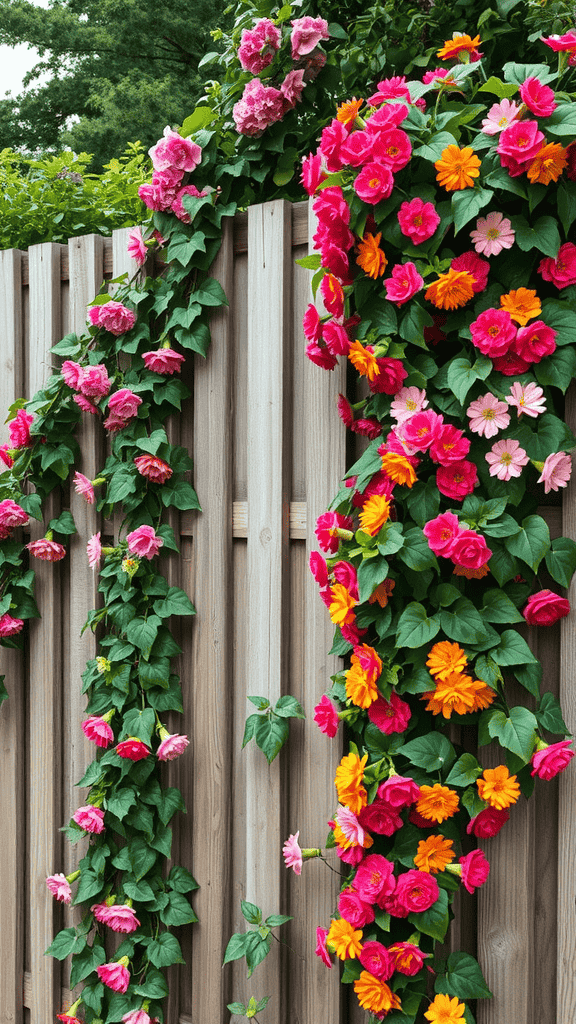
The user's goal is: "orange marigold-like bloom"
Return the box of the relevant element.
[369,578,395,607]
[327,917,364,960]
[425,269,476,310]
[329,583,357,626]
[453,562,490,579]
[500,287,541,326]
[527,142,568,185]
[477,764,520,809]
[348,340,381,381]
[346,661,378,708]
[423,672,478,719]
[416,784,460,823]
[437,33,481,59]
[414,834,455,874]
[435,145,481,191]
[358,494,390,536]
[335,751,368,814]
[424,993,466,1023]
[337,97,364,126]
[354,972,401,1015]
[356,232,388,279]
[426,641,467,681]
[381,451,417,487]
[470,679,496,711]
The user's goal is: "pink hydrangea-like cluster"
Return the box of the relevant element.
[88,301,136,337]
[139,125,206,221]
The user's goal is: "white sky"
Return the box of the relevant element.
[0,0,51,97]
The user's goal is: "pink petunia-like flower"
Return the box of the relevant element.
[9,408,34,448]
[302,304,322,343]
[486,439,530,481]
[103,904,141,934]
[46,873,72,903]
[367,691,411,734]
[338,887,375,928]
[371,128,412,172]
[537,451,572,493]
[541,31,576,53]
[233,79,284,136]
[481,98,521,135]
[358,800,403,837]
[531,740,575,780]
[171,184,210,224]
[470,211,515,257]
[394,869,439,913]
[149,126,202,174]
[466,807,509,838]
[401,409,443,452]
[127,226,147,266]
[79,364,111,400]
[97,960,131,994]
[333,804,368,848]
[423,511,461,556]
[354,853,396,903]
[280,69,306,108]
[72,805,105,834]
[466,393,510,438]
[378,774,420,809]
[82,715,114,748]
[0,444,14,468]
[87,532,102,570]
[282,831,302,874]
[512,321,556,364]
[397,198,440,245]
[116,737,150,761]
[301,151,326,196]
[134,455,173,483]
[383,262,424,306]
[126,525,163,560]
[354,162,395,205]
[538,242,576,289]
[520,76,557,117]
[73,471,95,504]
[470,308,516,358]
[524,589,570,625]
[359,941,394,981]
[450,251,489,294]
[497,120,545,174]
[122,1011,151,1024]
[0,612,24,636]
[316,926,333,968]
[429,423,470,466]
[313,694,339,737]
[459,849,490,894]
[436,460,478,500]
[143,347,185,375]
[74,394,99,415]
[27,539,66,562]
[88,302,136,337]
[369,75,411,105]
[507,381,546,418]
[450,529,492,570]
[62,360,82,388]
[0,499,29,538]
[238,18,280,73]
[290,16,329,58]
[390,386,428,425]
[157,733,190,761]
[315,511,353,554]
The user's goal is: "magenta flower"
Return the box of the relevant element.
[73,471,95,504]
[46,873,72,903]
[8,408,34,448]
[397,197,440,245]
[513,321,556,363]
[78,364,111,399]
[315,511,353,554]
[73,805,105,834]
[481,98,521,135]
[116,737,151,761]
[459,849,490,894]
[157,733,190,761]
[519,76,557,117]
[383,262,424,306]
[429,424,470,466]
[143,347,185,375]
[507,381,546,418]
[74,394,99,414]
[315,927,333,968]
[466,393,510,438]
[0,613,24,637]
[127,226,147,266]
[148,126,202,174]
[290,15,329,58]
[470,211,515,257]
[469,308,516,357]
[126,525,164,560]
[354,162,395,205]
[282,832,303,875]
[537,452,572,493]
[82,715,114,748]
[313,694,339,737]
[26,539,66,562]
[423,511,461,557]
[531,740,575,780]
[87,532,102,570]
[88,301,136,337]
[97,960,131,993]
[123,1011,152,1024]
[486,439,529,481]
[103,904,140,934]
[238,18,281,74]
[367,691,411,734]
[542,31,576,52]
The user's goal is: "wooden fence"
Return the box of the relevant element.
[0,200,574,1024]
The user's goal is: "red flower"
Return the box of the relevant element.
[459,849,490,894]
[523,589,570,626]
[116,737,150,761]
[531,740,575,779]
[466,807,509,838]
[134,455,173,483]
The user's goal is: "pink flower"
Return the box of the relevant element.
[367,692,411,734]
[315,511,353,554]
[126,525,163,560]
[459,850,490,894]
[354,854,396,903]
[365,103,409,133]
[319,119,349,172]
[92,901,112,923]
[74,472,95,504]
[466,807,509,838]
[26,539,66,561]
[541,31,576,52]
[134,455,172,483]
[358,800,403,837]
[280,69,306,108]
[320,275,344,319]
[46,873,72,903]
[497,120,545,173]
[88,302,136,336]
[531,740,575,780]
[368,75,411,105]
[87,532,102,569]
[62,360,82,388]
[383,262,423,306]
[422,67,453,86]
[127,226,147,266]
[172,185,210,223]
[149,126,202,174]
[313,695,339,737]
[524,589,570,625]
[354,162,395,205]
[390,386,428,425]
[451,251,489,293]
[481,99,521,135]
[116,737,150,761]
[470,308,516,357]
[143,347,185,375]
[338,887,375,928]
[436,460,478,500]
[0,613,24,636]
[107,388,142,426]
[282,831,302,874]
[233,79,284,136]
[73,805,105,834]
[8,409,34,448]
[79,364,111,400]
[157,733,189,761]
[470,211,515,257]
[123,1011,151,1024]
[103,904,140,933]
[368,357,408,396]
[0,499,28,538]
[333,805,368,848]
[423,511,461,556]
[315,927,333,968]
[429,424,470,466]
[401,409,443,452]
[537,451,572,493]
[513,321,556,363]
[290,16,329,58]
[82,715,114,748]
[0,445,13,468]
[377,775,420,809]
[492,352,531,376]
[139,178,179,212]
[340,130,374,166]
[301,152,326,196]
[388,942,429,976]
[309,551,328,587]
[520,77,557,118]
[538,243,576,289]
[394,869,439,913]
[74,394,99,415]
[466,393,510,438]
[97,961,131,994]
[507,381,546,418]
[397,198,440,244]
[302,304,322,343]
[449,530,492,570]
[238,19,281,73]
[486,439,529,481]
[371,128,412,172]
[359,941,394,980]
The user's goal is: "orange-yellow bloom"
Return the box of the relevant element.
[426,641,467,681]
[354,972,401,1014]
[327,917,364,960]
[348,339,381,381]
[527,142,568,185]
[358,494,390,536]
[356,232,388,279]
[335,751,368,814]
[328,583,357,626]
[470,679,496,711]
[453,562,489,579]
[423,672,478,718]
[500,287,541,326]
[437,33,481,60]
[369,578,395,607]
[346,661,378,708]
[414,834,455,874]
[416,784,460,823]
[381,451,417,487]
[337,97,364,126]
[435,145,481,191]
[424,993,466,1023]
[425,269,475,310]
[477,764,520,809]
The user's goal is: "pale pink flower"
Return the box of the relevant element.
[238,18,281,73]
[62,360,82,388]
[127,226,147,266]
[507,381,546,418]
[0,499,29,538]
[143,348,185,375]
[88,302,136,337]
[123,1011,151,1024]
[97,961,130,993]
[82,715,114,748]
[290,16,329,58]
[26,539,66,561]
[466,393,510,438]
[73,471,95,504]
[486,439,529,481]
[390,386,428,425]
[537,452,572,493]
[282,831,302,874]
[481,98,521,135]
[74,394,99,415]
[157,733,190,761]
[79,364,111,400]
[148,126,202,174]
[46,873,72,903]
[87,532,102,570]
[280,69,306,108]
[103,904,140,933]
[126,525,163,560]
[73,805,105,834]
[334,805,368,848]
[233,79,284,136]
[470,212,515,257]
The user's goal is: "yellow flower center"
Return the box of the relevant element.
[406,399,417,409]
[500,453,512,465]
[487,227,500,239]
[482,409,495,419]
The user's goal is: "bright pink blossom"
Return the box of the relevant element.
[27,539,66,561]
[301,152,326,195]
[320,274,345,318]
[358,800,403,837]
[388,942,429,976]
[497,120,545,173]
[79,364,111,400]
[466,807,509,838]
[486,439,529,481]
[354,854,396,903]
[524,589,570,625]
[481,99,521,135]
[73,805,105,834]
[538,243,576,289]
[172,184,209,223]
[0,445,13,468]
[126,525,163,560]
[354,162,394,205]
[466,393,510,438]
[138,177,179,212]
[290,16,329,58]
[0,499,28,538]
[531,740,575,779]
[394,869,439,913]
[127,226,147,266]
[340,130,374,166]
[436,460,478,500]
[338,887,375,928]
[429,424,470,466]
[520,76,557,117]
[359,941,394,981]
[107,388,142,424]
[74,394,99,414]
[371,128,412,171]
[451,251,489,293]
[367,691,411,734]
[397,198,440,244]
[306,341,337,370]
[282,831,302,874]
[377,775,420,809]
[324,322,351,356]
[302,304,322,343]
[319,119,349,171]
[104,904,140,933]
[368,75,411,105]
[62,360,82,388]
[401,409,443,452]
[334,805,368,848]
[541,31,576,52]
[449,529,492,569]
[134,455,172,483]
[315,511,353,554]
[537,451,572,493]
[309,551,328,587]
[157,733,190,761]
[233,79,284,136]
[87,532,101,570]
[149,126,202,174]
[123,1011,151,1024]
[492,351,531,376]
[369,357,408,395]
[383,262,423,305]
[365,103,409,134]
[238,18,281,73]
[73,471,95,504]
[470,211,515,256]
[97,962,130,994]
[0,613,24,636]
[470,308,516,357]
[316,927,333,968]
[423,512,461,557]
[116,737,150,761]
[82,715,113,748]
[459,849,490,894]
[513,321,556,363]
[8,409,34,448]
[88,302,136,336]
[280,69,306,108]
[46,873,72,903]
[143,347,185,375]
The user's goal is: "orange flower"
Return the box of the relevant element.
[348,339,381,381]
[414,835,455,874]
[380,451,417,487]
[435,145,481,191]
[424,993,466,1023]
[337,97,364,126]
[426,641,467,681]
[527,142,568,185]
[416,784,460,823]
[328,583,357,626]
[354,972,401,1014]
[358,494,390,536]
[477,764,520,809]
[369,578,395,607]
[500,287,541,326]
[425,269,475,310]
[423,672,478,718]
[470,679,496,711]
[453,562,489,579]
[327,917,363,960]
[335,751,368,814]
[333,819,373,852]
[437,33,481,59]
[346,661,378,708]
[356,232,388,279]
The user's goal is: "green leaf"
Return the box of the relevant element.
[123,878,155,902]
[128,837,158,880]
[245,931,272,977]
[105,787,137,820]
[227,1003,246,1016]
[446,753,483,787]
[398,732,456,771]
[408,887,449,942]
[536,691,570,735]
[399,302,433,346]
[396,603,441,649]
[557,181,576,236]
[397,527,436,572]
[125,615,160,653]
[546,537,576,587]
[46,927,87,960]
[506,515,550,571]
[478,76,519,99]
[147,932,185,968]
[462,785,488,819]
[160,889,197,926]
[253,715,289,764]
[264,914,292,927]
[74,868,104,905]
[223,931,251,966]
[274,695,305,719]
[107,465,137,504]
[121,707,155,745]
[487,706,538,760]
[510,215,561,258]
[435,951,492,999]
[440,598,497,644]
[492,629,538,667]
[241,900,262,924]
[405,479,440,527]
[446,357,478,404]
[194,277,228,307]
[295,253,322,270]
[452,187,493,234]
[68,941,106,988]
[546,102,576,138]
[514,662,542,699]
[168,865,199,893]
[133,966,169,1000]
[48,509,77,535]
[357,554,390,602]
[153,586,195,618]
[535,345,576,393]
[413,131,458,162]
[181,106,214,135]
[480,589,524,624]
[503,62,557,86]
[541,299,576,349]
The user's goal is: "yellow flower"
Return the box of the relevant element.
[424,993,466,1023]
[327,917,363,960]
[328,583,357,626]
[335,751,368,814]
[416,784,460,823]
[422,672,478,719]
[356,232,388,279]
[346,661,378,708]
[358,494,390,536]
[435,145,481,191]
[414,835,455,874]
[500,287,541,326]
[426,641,467,681]
[354,972,401,1014]
[425,269,475,310]
[348,339,380,381]
[380,451,417,487]
[527,142,568,185]
[477,764,520,809]
[437,33,481,60]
